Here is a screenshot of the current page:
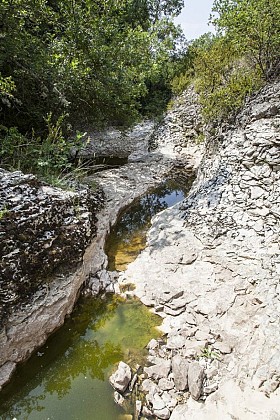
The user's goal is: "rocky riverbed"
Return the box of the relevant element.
[1,78,279,420]
[115,81,280,418]
[0,90,202,391]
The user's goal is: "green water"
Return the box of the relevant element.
[0,176,192,420]
[0,296,161,420]
[106,178,191,271]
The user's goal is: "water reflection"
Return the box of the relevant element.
[0,296,160,420]
[106,179,192,271]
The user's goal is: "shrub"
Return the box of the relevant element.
[194,39,263,121]
[0,114,83,181]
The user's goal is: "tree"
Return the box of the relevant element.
[211,0,280,79]
[193,36,262,121]
[0,0,184,133]
[171,0,279,122]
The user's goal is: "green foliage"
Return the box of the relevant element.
[0,74,15,103]
[171,0,278,123]
[211,0,280,79]
[194,38,263,121]
[0,0,184,179]
[0,207,9,221]
[199,347,220,360]
[0,0,184,132]
[171,70,192,95]
[0,114,83,181]
[171,33,216,93]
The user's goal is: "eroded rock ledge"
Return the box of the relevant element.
[0,172,104,389]
[119,81,280,418]
[0,171,103,322]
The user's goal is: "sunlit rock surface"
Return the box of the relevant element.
[0,170,103,323]
[0,87,202,390]
[121,81,280,418]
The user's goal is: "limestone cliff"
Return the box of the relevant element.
[120,80,280,418]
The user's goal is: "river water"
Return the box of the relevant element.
[0,178,190,420]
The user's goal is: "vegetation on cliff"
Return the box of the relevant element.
[1,0,279,179]
[172,0,280,122]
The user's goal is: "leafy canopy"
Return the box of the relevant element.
[211,0,280,79]
[0,0,184,180]
[0,0,184,132]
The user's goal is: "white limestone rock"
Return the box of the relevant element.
[188,362,205,400]
[172,355,189,391]
[109,361,132,393]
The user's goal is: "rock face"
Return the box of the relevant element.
[120,81,280,418]
[78,121,156,160]
[151,87,203,166]
[0,170,103,325]
[0,171,105,390]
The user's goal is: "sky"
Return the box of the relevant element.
[175,0,215,41]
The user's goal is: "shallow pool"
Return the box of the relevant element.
[0,176,192,419]
[105,178,192,271]
[0,296,161,420]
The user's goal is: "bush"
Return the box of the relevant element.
[171,69,193,95]
[194,39,263,121]
[171,0,278,124]
[212,0,280,80]
[0,114,83,181]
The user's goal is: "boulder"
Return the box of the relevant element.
[114,391,125,406]
[158,378,175,391]
[144,359,171,380]
[166,335,185,349]
[172,355,189,391]
[153,407,171,419]
[150,393,166,410]
[141,378,160,395]
[109,361,132,393]
[188,361,205,400]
